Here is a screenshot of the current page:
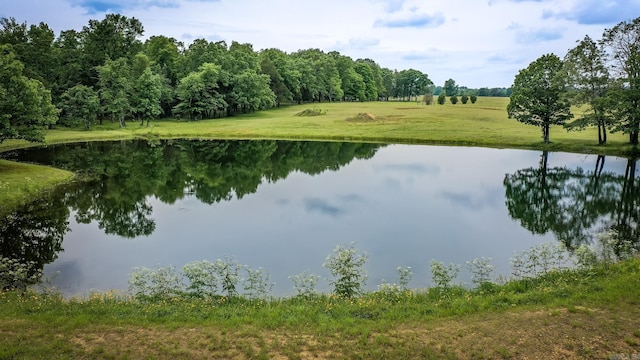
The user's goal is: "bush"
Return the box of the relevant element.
[243,266,273,300]
[466,257,494,287]
[183,260,220,297]
[437,92,446,105]
[129,266,182,300]
[423,93,434,105]
[449,96,459,104]
[460,95,469,104]
[323,243,368,298]
[430,260,460,290]
[0,257,42,291]
[470,95,478,103]
[290,270,320,298]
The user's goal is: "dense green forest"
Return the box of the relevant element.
[0,14,510,140]
[0,15,430,129]
[1,14,640,146]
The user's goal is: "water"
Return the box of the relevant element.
[0,140,636,297]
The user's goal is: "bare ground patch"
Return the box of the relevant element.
[51,306,640,359]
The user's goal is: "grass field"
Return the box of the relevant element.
[0,97,636,155]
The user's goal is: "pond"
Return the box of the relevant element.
[1,140,638,297]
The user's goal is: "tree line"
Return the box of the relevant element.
[0,14,440,141]
[508,17,640,146]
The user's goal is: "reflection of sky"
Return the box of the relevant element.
[44,146,628,297]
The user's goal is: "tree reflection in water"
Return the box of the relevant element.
[504,151,639,255]
[0,140,382,285]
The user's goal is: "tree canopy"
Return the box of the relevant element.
[0,45,58,142]
[507,53,573,143]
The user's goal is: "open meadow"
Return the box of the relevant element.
[0,97,636,155]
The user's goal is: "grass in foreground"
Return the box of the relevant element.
[0,159,73,216]
[1,259,639,359]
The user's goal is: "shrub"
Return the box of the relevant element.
[449,96,459,104]
[323,243,368,298]
[213,257,243,298]
[430,260,460,290]
[470,95,478,103]
[0,257,42,291]
[290,270,320,298]
[243,266,273,300]
[437,92,446,105]
[510,242,570,279]
[460,95,469,104]
[466,257,494,287]
[129,265,183,300]
[423,93,434,105]
[183,260,219,297]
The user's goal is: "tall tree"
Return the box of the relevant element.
[0,46,58,142]
[59,84,100,129]
[0,18,56,87]
[564,35,613,144]
[380,68,395,101]
[354,61,377,101]
[173,63,226,120]
[330,52,363,101]
[52,30,83,99]
[132,67,163,126]
[144,35,182,86]
[507,54,573,143]
[260,48,300,106]
[97,57,131,127]
[396,69,432,101]
[443,78,459,97]
[601,17,640,145]
[79,14,144,87]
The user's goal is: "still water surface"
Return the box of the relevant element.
[1,140,635,297]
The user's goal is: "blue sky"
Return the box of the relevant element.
[1,0,638,88]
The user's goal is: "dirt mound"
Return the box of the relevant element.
[295,108,327,116]
[346,113,376,122]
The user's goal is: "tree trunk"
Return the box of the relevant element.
[598,125,603,145]
[542,124,550,143]
[631,131,639,146]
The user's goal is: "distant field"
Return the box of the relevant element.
[0,97,636,215]
[0,97,635,156]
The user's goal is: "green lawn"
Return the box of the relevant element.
[0,159,73,216]
[1,97,636,155]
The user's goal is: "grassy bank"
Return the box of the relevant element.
[0,160,74,216]
[1,259,639,359]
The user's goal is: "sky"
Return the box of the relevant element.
[1,0,639,88]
